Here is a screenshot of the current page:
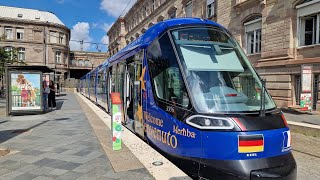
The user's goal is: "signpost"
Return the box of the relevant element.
[300,65,313,111]
[111,92,122,151]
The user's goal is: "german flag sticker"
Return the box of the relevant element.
[238,135,264,153]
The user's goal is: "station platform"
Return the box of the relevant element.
[0,93,190,180]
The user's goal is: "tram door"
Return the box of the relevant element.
[124,63,135,132]
[106,70,112,113]
[133,57,144,137]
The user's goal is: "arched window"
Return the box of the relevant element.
[78,59,84,67]
[243,15,262,54]
[17,47,25,61]
[148,22,155,28]
[141,28,147,34]
[168,6,177,19]
[85,60,91,67]
[71,59,76,66]
[157,15,164,22]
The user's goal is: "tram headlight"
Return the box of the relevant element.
[186,115,235,130]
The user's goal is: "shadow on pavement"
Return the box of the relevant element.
[57,94,67,97]
[56,99,68,101]
[54,118,70,121]
[280,108,314,115]
[169,177,192,180]
[0,121,8,125]
[0,120,50,144]
[56,101,64,110]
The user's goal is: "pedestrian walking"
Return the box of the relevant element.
[48,80,56,110]
[42,81,50,111]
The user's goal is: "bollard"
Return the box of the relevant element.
[111,92,122,151]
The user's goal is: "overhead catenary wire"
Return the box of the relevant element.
[44,31,108,51]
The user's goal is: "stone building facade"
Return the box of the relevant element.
[108,0,217,57]
[109,0,320,110]
[217,0,320,110]
[70,51,108,69]
[0,5,70,83]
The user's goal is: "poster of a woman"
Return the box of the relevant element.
[11,73,41,110]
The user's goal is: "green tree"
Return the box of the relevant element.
[0,34,26,93]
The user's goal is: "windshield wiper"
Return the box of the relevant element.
[259,79,266,117]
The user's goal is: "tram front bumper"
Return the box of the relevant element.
[198,153,296,180]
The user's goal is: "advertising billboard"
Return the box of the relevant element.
[10,72,42,111]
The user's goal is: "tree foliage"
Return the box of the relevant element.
[0,34,27,90]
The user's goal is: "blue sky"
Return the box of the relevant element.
[0,0,136,52]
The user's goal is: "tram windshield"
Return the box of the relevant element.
[171,27,276,113]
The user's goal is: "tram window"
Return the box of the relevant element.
[147,33,190,107]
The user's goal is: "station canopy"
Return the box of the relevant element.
[7,65,54,73]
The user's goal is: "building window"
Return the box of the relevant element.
[64,53,68,64]
[185,1,193,17]
[85,60,91,67]
[71,59,76,66]
[16,28,24,40]
[55,51,61,63]
[168,10,176,19]
[144,6,148,17]
[5,28,13,40]
[78,60,84,67]
[297,1,320,46]
[50,31,58,43]
[17,47,25,61]
[244,18,262,54]
[59,33,64,44]
[152,0,156,12]
[207,0,215,18]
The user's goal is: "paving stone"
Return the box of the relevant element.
[72,164,98,173]
[32,176,55,180]
[0,168,11,176]
[29,166,55,176]
[14,164,39,173]
[13,172,38,180]
[47,168,69,176]
[55,171,84,180]
[45,159,81,170]
[0,171,24,179]
[33,158,56,166]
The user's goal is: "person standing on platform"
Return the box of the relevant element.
[48,80,56,110]
[42,81,50,111]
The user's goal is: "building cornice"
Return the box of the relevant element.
[125,0,173,39]
[0,17,70,32]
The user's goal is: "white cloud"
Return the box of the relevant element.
[70,22,92,51]
[100,0,137,18]
[100,22,113,49]
[101,35,109,45]
[103,22,114,32]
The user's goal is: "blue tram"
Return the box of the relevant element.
[80,18,296,180]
